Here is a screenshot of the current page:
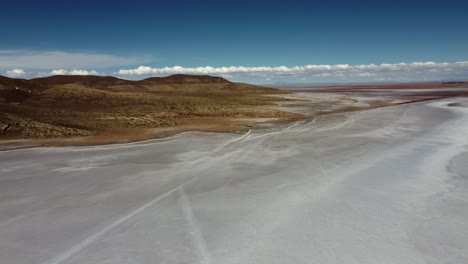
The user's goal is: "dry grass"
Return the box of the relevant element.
[0,75,298,139]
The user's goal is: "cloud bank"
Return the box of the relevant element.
[117,61,468,76]
[49,69,99,76]
[115,61,468,83]
[5,69,26,78]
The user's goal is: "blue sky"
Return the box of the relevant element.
[1,0,468,83]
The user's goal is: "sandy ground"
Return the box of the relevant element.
[1,96,468,264]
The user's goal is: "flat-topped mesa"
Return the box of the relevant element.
[141,74,231,85]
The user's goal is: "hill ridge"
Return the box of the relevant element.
[0,74,231,87]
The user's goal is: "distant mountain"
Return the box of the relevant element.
[141,74,231,85]
[21,74,231,87]
[30,75,133,87]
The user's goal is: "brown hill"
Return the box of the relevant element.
[30,75,133,87]
[0,74,294,141]
[0,75,42,89]
[28,74,231,87]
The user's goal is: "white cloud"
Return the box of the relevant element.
[69,69,98,75]
[0,50,147,69]
[117,61,468,76]
[115,61,468,83]
[5,68,26,78]
[32,69,100,78]
[50,69,68,75]
[66,69,98,75]
[38,69,99,76]
[117,65,299,75]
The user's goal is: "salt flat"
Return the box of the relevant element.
[1,97,468,264]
